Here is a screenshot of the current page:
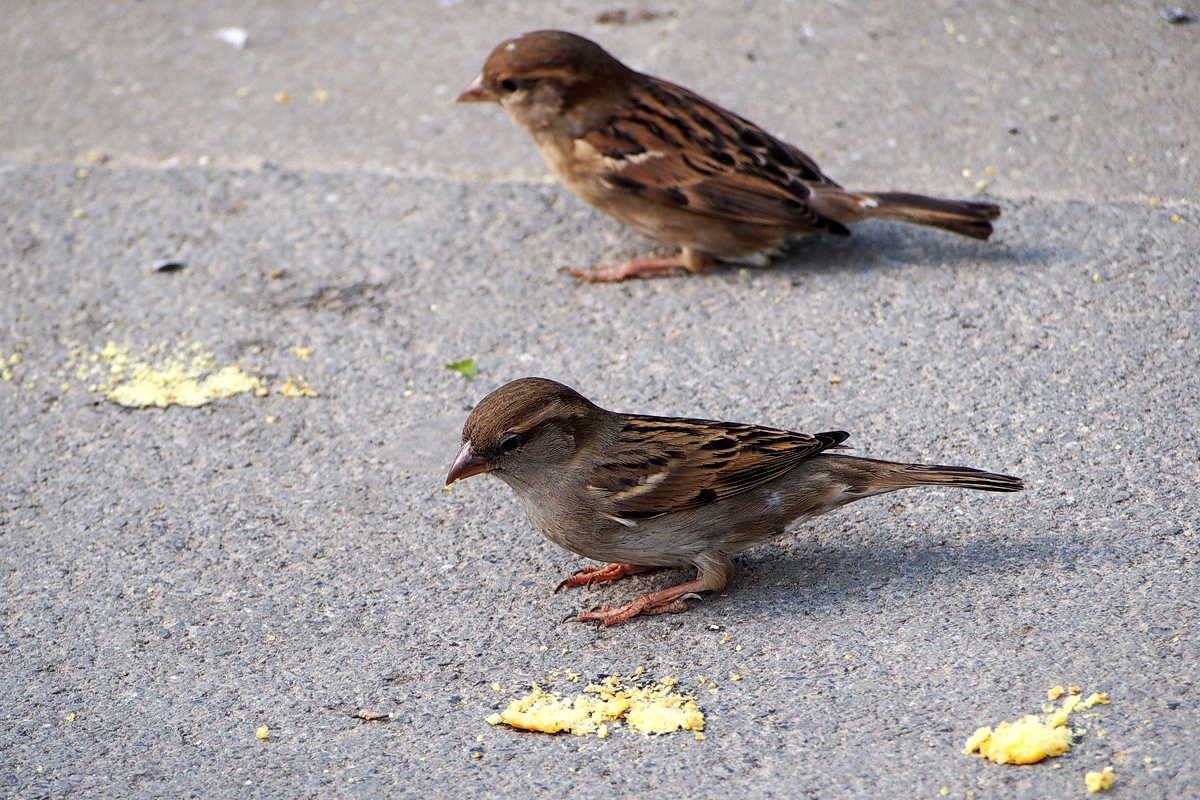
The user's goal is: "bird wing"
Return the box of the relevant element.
[580,78,850,235]
[586,415,849,520]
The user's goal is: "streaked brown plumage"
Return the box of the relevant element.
[446,378,1023,626]
[458,30,1001,282]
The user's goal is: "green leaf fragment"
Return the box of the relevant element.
[445,358,478,378]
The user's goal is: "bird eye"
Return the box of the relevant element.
[499,432,523,452]
[499,79,518,92]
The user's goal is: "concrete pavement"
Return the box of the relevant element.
[2,2,1197,798]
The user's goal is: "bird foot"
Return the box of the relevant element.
[555,563,656,593]
[564,256,691,283]
[573,578,709,626]
[576,598,690,626]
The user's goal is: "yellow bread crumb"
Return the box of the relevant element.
[110,363,261,408]
[78,341,262,408]
[280,377,318,398]
[964,715,1071,764]
[1086,766,1116,793]
[255,725,269,740]
[488,675,704,737]
[965,688,1109,765]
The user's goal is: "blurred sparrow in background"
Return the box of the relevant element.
[459,30,1000,282]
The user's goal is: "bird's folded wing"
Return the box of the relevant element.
[587,416,849,519]
[582,79,848,233]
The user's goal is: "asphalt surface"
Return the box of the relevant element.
[2,2,1198,798]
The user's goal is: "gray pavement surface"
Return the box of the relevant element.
[2,2,1198,798]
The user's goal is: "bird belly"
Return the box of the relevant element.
[536,136,792,262]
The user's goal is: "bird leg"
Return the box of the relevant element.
[565,248,714,283]
[555,562,657,593]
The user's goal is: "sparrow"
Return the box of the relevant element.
[445,378,1024,626]
[458,30,1001,282]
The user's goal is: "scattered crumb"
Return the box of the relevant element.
[255,725,269,740]
[279,377,318,398]
[1048,685,1064,700]
[487,674,704,738]
[595,8,675,25]
[1086,766,1116,793]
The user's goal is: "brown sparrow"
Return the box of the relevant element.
[445,378,1024,626]
[458,30,1001,282]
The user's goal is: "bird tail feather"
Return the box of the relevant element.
[819,455,1024,499]
[809,189,1000,241]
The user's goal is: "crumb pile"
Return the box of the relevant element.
[963,686,1110,765]
[69,340,264,408]
[487,674,705,738]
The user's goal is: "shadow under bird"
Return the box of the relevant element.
[459,30,1001,282]
[446,378,1024,626]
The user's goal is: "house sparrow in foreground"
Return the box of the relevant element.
[446,378,1023,626]
[458,30,1001,282]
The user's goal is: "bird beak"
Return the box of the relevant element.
[456,75,498,103]
[445,441,490,486]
